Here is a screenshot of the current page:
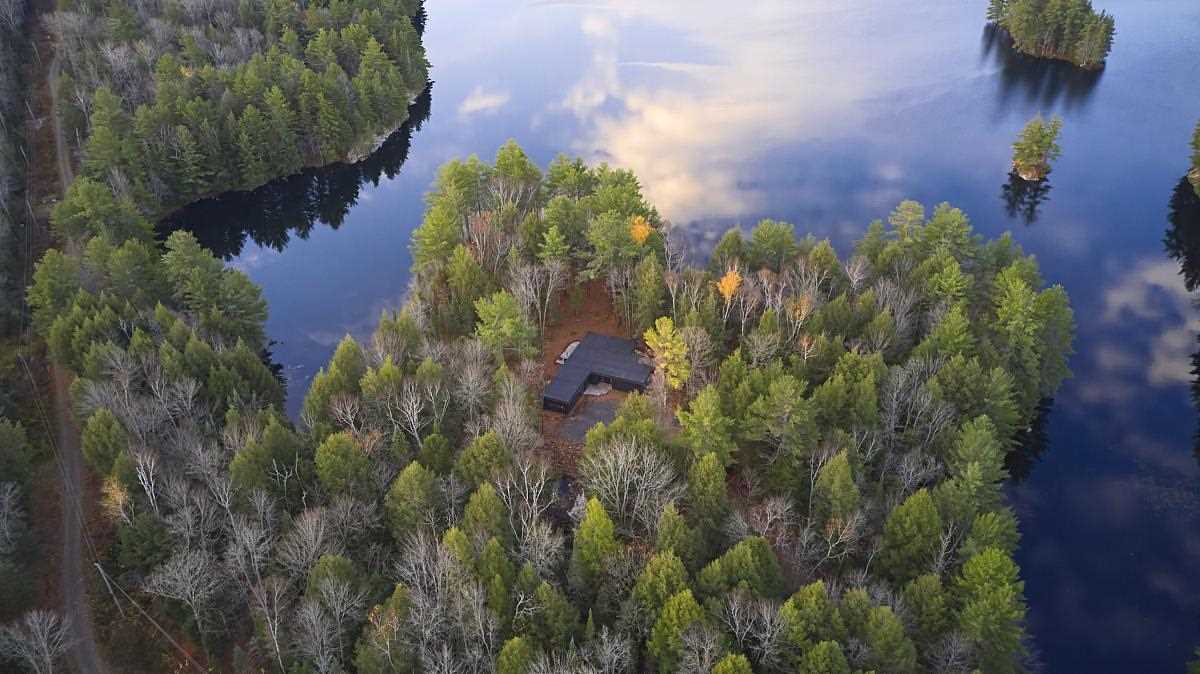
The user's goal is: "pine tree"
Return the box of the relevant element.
[463,483,510,544]
[687,452,730,556]
[879,488,943,582]
[780,581,846,656]
[903,574,950,646]
[655,504,700,570]
[237,104,273,188]
[864,606,918,674]
[384,461,436,541]
[1011,115,1063,181]
[814,449,860,524]
[1190,119,1200,196]
[454,431,510,487]
[496,637,534,674]
[677,385,737,466]
[315,431,371,495]
[644,316,691,390]
[800,641,851,674]
[647,590,705,673]
[172,125,210,196]
[570,498,620,585]
[263,85,302,174]
[538,224,571,264]
[631,255,665,335]
[712,653,754,674]
[632,551,690,627]
[316,91,351,162]
[956,547,1027,673]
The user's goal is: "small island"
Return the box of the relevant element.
[1190,120,1200,196]
[1012,115,1063,182]
[987,0,1115,69]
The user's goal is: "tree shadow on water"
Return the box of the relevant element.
[1007,400,1052,484]
[1162,174,1200,461]
[159,84,435,260]
[1001,170,1052,226]
[981,24,1104,114]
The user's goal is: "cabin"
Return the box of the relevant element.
[542,332,653,413]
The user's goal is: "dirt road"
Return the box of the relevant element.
[52,368,110,674]
[42,20,111,674]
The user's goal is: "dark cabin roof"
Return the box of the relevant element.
[543,332,653,413]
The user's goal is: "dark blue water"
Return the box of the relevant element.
[164,1,1200,669]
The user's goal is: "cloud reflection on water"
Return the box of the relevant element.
[554,1,983,225]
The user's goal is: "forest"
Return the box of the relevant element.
[0,0,42,642]
[14,140,1074,673]
[986,0,1115,69]
[47,0,428,220]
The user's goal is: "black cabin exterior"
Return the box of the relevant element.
[542,333,652,413]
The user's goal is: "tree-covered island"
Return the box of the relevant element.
[1011,115,1063,182]
[987,0,1115,69]
[24,141,1075,672]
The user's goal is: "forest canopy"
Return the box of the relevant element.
[48,0,429,219]
[23,140,1075,673]
[987,0,1115,69]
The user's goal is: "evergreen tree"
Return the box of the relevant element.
[263,85,302,174]
[879,488,943,582]
[800,641,851,674]
[903,574,950,646]
[81,408,126,475]
[496,637,534,674]
[1189,120,1200,195]
[474,290,537,360]
[813,449,860,524]
[864,605,918,674]
[237,104,274,188]
[384,461,437,541]
[632,551,690,627]
[687,452,730,555]
[647,590,705,673]
[454,430,510,487]
[538,224,571,264]
[463,483,510,544]
[1011,115,1063,181]
[655,504,700,570]
[677,385,737,466]
[712,653,754,674]
[956,547,1027,673]
[315,431,371,495]
[570,498,620,588]
[780,581,846,656]
[644,316,691,390]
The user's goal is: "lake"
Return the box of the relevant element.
[162,1,1200,669]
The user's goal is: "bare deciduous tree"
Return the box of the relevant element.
[578,439,681,536]
[676,623,724,674]
[0,0,25,32]
[0,481,24,556]
[143,549,225,645]
[0,610,73,674]
[277,508,333,579]
[293,600,340,674]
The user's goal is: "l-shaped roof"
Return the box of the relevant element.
[542,332,652,412]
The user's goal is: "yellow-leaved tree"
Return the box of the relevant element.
[630,215,653,245]
[644,316,691,391]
